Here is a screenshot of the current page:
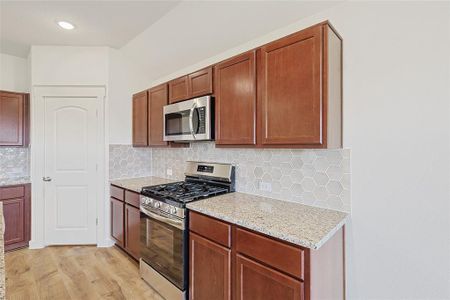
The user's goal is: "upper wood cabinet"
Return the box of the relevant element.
[215,51,256,145]
[189,67,213,98]
[0,91,29,147]
[132,91,148,147]
[169,67,213,103]
[148,84,169,147]
[168,76,189,104]
[257,23,342,148]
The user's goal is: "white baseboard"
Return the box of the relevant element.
[29,240,45,249]
[97,238,115,248]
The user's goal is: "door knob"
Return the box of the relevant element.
[42,177,52,182]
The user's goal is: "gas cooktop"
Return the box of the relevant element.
[141,181,229,203]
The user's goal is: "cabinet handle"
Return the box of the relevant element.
[42,177,52,182]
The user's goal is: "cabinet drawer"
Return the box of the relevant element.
[110,185,124,201]
[0,185,25,200]
[236,228,305,280]
[125,190,140,208]
[189,211,231,248]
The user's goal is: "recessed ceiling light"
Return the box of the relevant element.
[57,21,75,30]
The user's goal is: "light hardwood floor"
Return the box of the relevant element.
[5,246,164,300]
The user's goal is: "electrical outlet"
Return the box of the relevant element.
[166,168,173,176]
[259,181,272,192]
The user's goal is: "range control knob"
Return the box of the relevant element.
[144,198,150,205]
[153,202,161,209]
[170,207,177,214]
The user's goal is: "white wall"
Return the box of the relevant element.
[30,46,109,86]
[0,53,29,92]
[120,2,450,299]
[108,48,153,144]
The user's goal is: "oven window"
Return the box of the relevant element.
[140,214,186,290]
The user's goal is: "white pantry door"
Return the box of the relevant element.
[44,97,98,245]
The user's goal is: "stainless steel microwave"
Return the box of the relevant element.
[163,96,214,142]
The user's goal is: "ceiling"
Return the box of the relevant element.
[0,1,180,57]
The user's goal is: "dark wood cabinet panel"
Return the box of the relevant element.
[148,84,169,147]
[189,67,213,98]
[190,211,231,247]
[215,51,256,145]
[190,232,231,300]
[169,76,189,103]
[132,91,148,147]
[1,183,31,251]
[110,185,124,201]
[125,204,140,260]
[258,25,323,146]
[110,197,124,247]
[236,254,303,300]
[124,190,140,208]
[0,91,29,146]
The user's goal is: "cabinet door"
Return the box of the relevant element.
[0,91,26,146]
[215,51,256,145]
[132,91,148,146]
[148,84,169,147]
[3,197,26,250]
[110,197,124,247]
[188,67,213,98]
[258,25,323,146]
[236,254,303,300]
[125,204,140,260]
[190,232,231,300]
[168,76,189,103]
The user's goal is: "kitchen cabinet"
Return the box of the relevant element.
[0,184,31,251]
[0,91,29,147]
[148,84,169,147]
[189,211,345,300]
[110,184,141,260]
[257,22,342,148]
[132,91,148,147]
[215,51,256,145]
[110,197,124,247]
[125,204,140,260]
[189,232,231,300]
[169,67,213,103]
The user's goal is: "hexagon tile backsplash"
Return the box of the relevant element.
[109,145,152,180]
[152,142,351,213]
[0,147,30,179]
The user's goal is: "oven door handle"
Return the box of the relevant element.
[140,207,185,230]
[189,102,197,140]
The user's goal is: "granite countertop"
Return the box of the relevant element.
[0,203,5,299]
[187,192,348,250]
[0,176,31,187]
[110,176,176,193]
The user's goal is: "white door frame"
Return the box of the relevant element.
[30,86,113,248]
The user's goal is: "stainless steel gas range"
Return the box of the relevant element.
[139,161,235,300]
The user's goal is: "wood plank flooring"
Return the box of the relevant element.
[5,246,164,300]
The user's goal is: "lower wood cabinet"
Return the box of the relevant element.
[236,254,303,300]
[189,232,231,300]
[124,204,140,259]
[0,184,31,251]
[110,184,140,260]
[189,211,345,300]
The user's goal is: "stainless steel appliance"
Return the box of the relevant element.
[139,161,235,300]
[163,96,214,142]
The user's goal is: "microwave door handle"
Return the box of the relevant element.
[189,103,197,140]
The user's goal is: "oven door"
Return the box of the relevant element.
[163,96,212,141]
[140,206,187,291]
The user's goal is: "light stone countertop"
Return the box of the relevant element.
[110,176,176,193]
[187,192,349,250]
[0,203,4,299]
[0,176,31,187]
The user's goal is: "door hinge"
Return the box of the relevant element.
[96,218,98,226]
[96,109,98,118]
